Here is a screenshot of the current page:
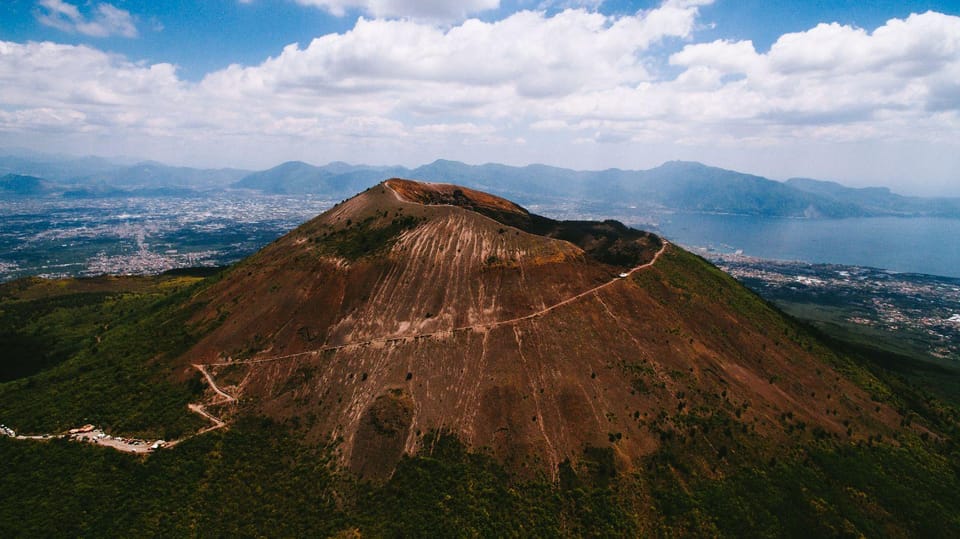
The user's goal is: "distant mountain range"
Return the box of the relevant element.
[2,149,958,219]
[232,160,407,196]
[0,173,56,196]
[232,158,960,218]
[784,177,960,217]
[0,149,249,197]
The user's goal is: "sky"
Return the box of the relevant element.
[1,0,959,195]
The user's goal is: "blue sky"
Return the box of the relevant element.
[3,1,954,80]
[1,0,959,194]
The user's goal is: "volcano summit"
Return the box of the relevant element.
[179,179,902,479]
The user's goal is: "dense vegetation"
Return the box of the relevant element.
[648,440,960,536]
[0,288,118,381]
[0,272,219,438]
[2,417,959,536]
[0,418,346,537]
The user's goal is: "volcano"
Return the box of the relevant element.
[179,179,902,479]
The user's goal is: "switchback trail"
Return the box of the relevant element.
[194,363,236,403]
[181,364,236,437]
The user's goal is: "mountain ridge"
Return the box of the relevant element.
[3,148,958,217]
[786,176,960,216]
[0,173,55,196]
[230,159,960,218]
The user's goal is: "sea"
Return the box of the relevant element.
[649,213,960,279]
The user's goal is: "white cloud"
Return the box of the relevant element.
[3,3,960,190]
[36,0,138,38]
[200,5,704,103]
[537,0,604,11]
[294,0,499,20]
[664,11,960,131]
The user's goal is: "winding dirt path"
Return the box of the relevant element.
[193,363,236,403]
[475,240,668,331]
[179,364,236,438]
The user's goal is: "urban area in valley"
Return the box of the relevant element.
[705,251,960,361]
[0,194,334,281]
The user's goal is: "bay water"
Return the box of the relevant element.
[650,214,960,279]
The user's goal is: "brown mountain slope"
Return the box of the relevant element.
[177,179,904,478]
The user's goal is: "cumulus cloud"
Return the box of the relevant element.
[36,0,138,38]
[294,0,499,20]
[200,10,689,101]
[665,11,960,133]
[0,41,180,108]
[3,3,959,185]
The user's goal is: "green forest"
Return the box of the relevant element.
[3,417,960,536]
